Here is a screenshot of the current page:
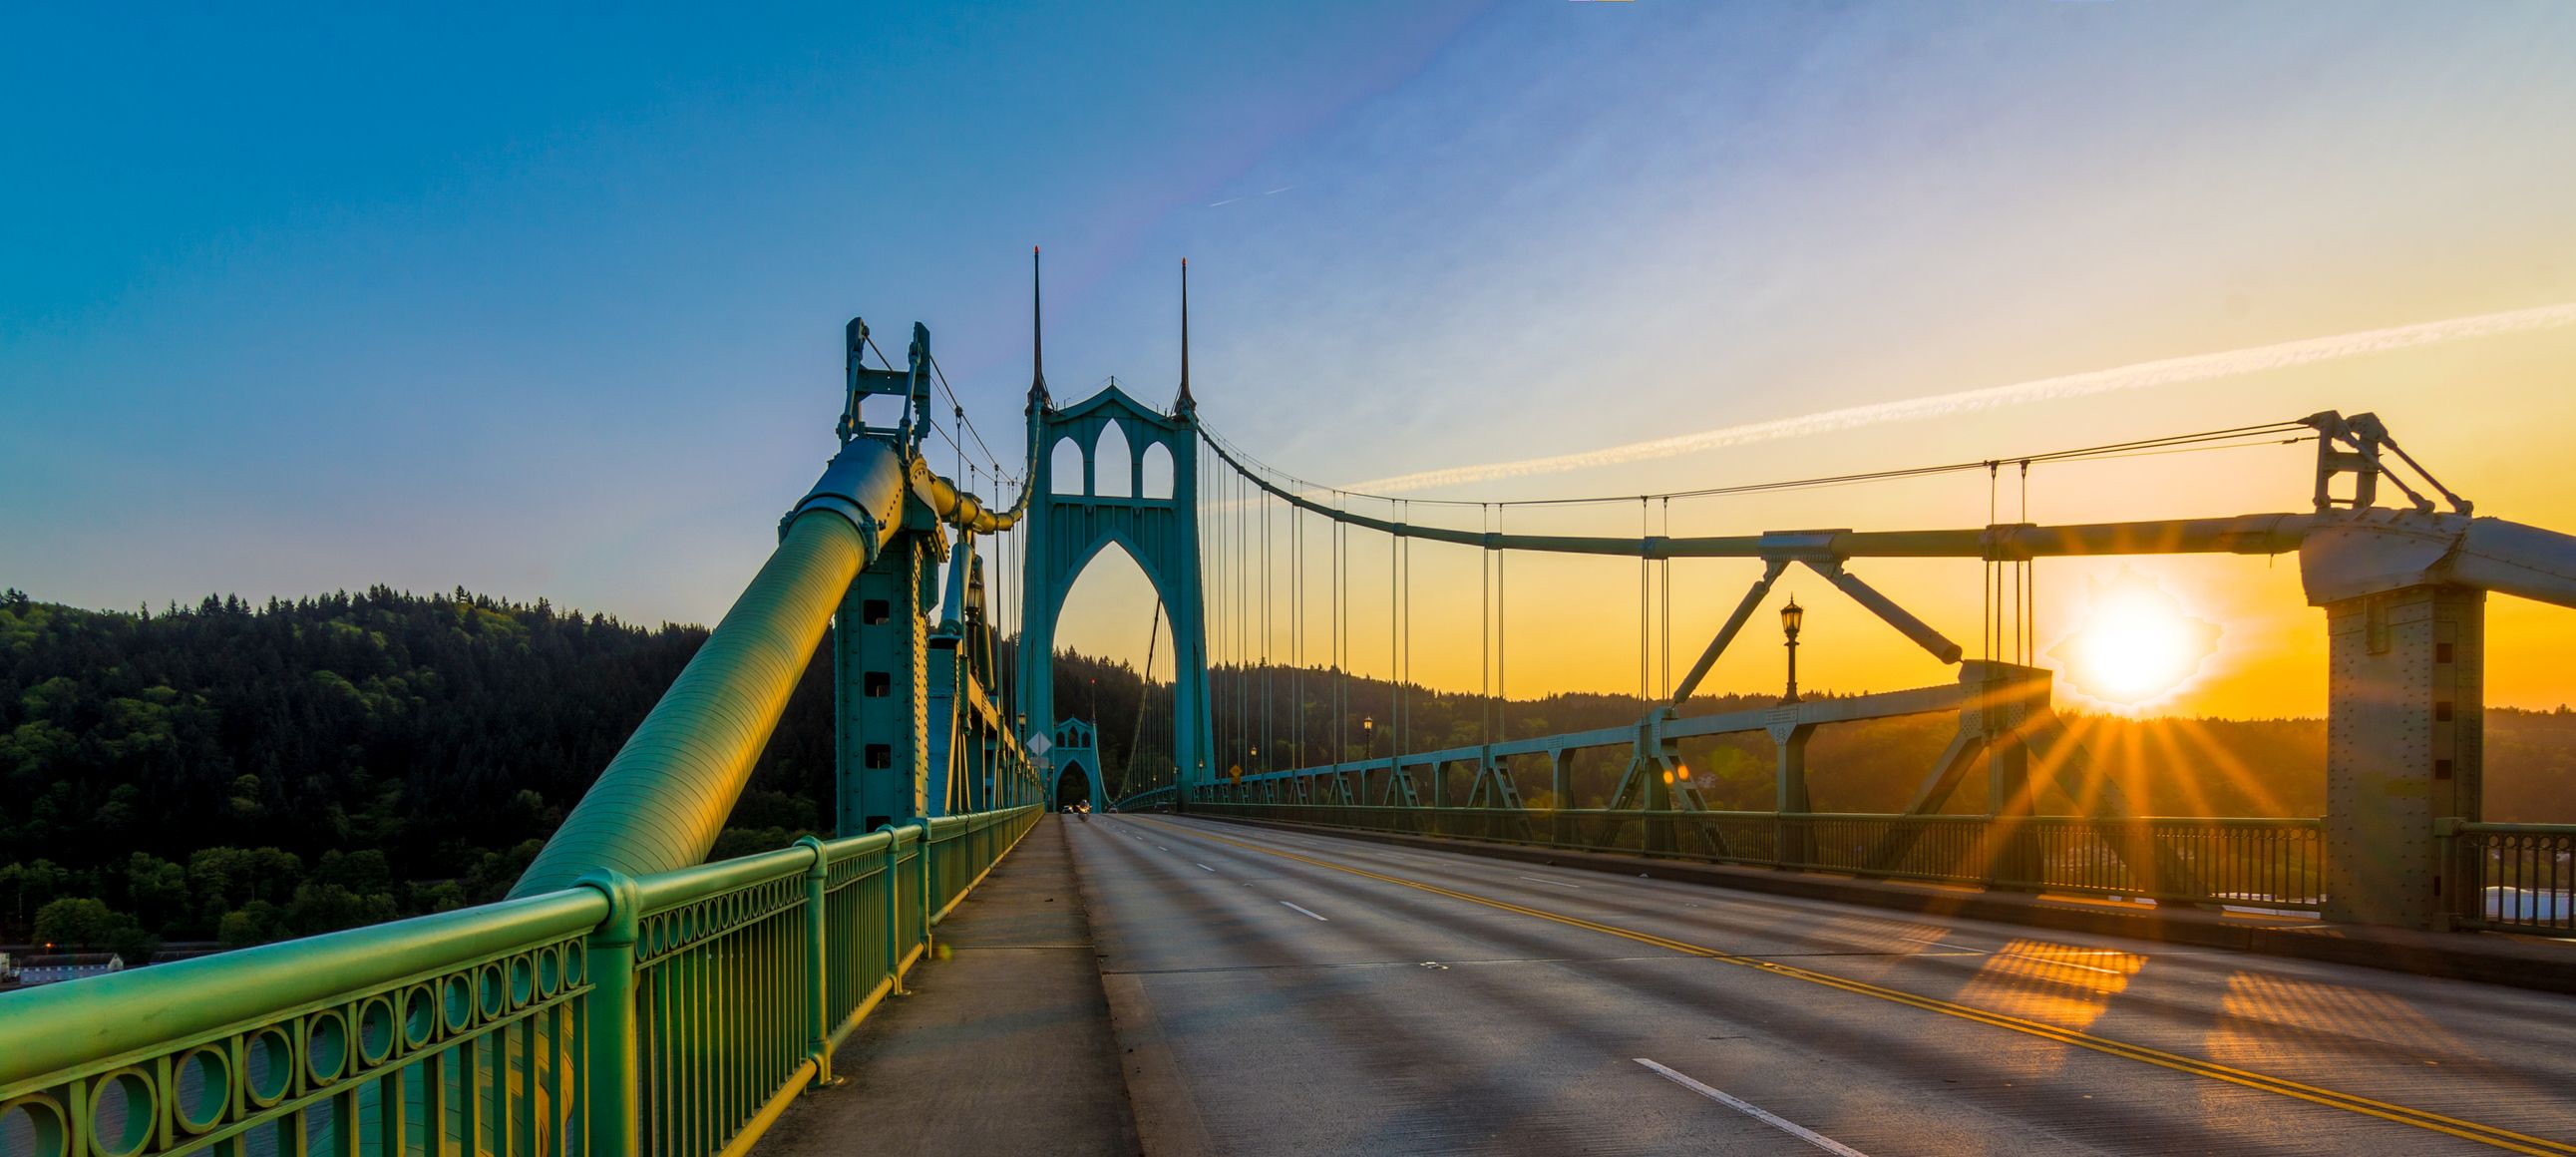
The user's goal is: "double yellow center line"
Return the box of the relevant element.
[1162,820,2574,1156]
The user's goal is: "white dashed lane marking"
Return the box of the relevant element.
[1635,1059,1869,1156]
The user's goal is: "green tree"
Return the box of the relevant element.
[32,896,152,959]
[216,900,282,948]
[122,853,189,935]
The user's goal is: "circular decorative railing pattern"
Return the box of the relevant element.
[0,931,591,1157]
[0,804,1042,1157]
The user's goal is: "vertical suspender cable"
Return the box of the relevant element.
[1400,501,1411,774]
[1639,498,1650,706]
[1229,456,1236,774]
[1222,444,1232,775]
[1123,595,1163,800]
[1226,465,1235,770]
[1239,465,1250,769]
[2020,459,2033,667]
[1219,457,1229,770]
[1219,461,1227,770]
[1219,462,1229,769]
[1001,496,1011,712]
[1236,465,1245,768]
[1201,437,1213,793]
[1336,511,1348,769]
[1660,497,1672,699]
[1985,462,1999,664]
[1226,462,1236,771]
[1263,483,1273,773]
[1205,442,1217,773]
[2013,461,2024,668]
[1001,512,1011,721]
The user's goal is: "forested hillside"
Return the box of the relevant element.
[0,588,834,956]
[5,586,2572,957]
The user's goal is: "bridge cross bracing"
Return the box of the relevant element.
[5,294,2576,1157]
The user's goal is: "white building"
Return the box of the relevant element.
[15,953,125,985]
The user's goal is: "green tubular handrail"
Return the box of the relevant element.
[0,888,606,1098]
[0,889,608,1157]
[0,804,1042,1157]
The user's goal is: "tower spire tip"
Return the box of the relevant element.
[1175,258,1195,415]
[1027,245,1050,413]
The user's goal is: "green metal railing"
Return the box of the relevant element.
[2444,821,2576,935]
[1192,803,2324,909]
[0,805,1040,1157]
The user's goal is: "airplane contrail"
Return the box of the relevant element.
[1348,300,2576,494]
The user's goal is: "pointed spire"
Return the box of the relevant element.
[1026,245,1050,414]
[1175,257,1196,414]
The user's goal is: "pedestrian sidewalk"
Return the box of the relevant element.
[757,816,1141,1155]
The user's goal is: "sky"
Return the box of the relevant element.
[7,2,2576,719]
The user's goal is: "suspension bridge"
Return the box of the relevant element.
[7,267,2576,1156]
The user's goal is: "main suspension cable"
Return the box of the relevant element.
[1198,420,2311,516]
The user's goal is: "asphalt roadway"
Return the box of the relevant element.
[1074,813,2576,1157]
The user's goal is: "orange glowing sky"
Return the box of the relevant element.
[1055,319,2576,720]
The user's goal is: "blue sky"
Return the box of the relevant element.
[9,3,2576,712]
[1,1,1477,615]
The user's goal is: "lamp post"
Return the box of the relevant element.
[1780,596,1804,705]
[1361,714,1376,760]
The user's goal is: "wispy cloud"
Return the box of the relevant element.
[1210,185,1297,209]
[1349,301,2576,493]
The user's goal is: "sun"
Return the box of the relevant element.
[2049,570,2220,708]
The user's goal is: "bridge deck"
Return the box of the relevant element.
[759,816,1141,1155]
[1077,814,2576,1156]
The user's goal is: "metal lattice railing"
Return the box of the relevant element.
[2446,821,2576,935]
[0,805,1041,1157]
[1187,803,2327,910]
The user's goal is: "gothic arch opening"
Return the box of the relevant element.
[1140,440,1175,501]
[1050,436,1086,495]
[1053,758,1096,810]
[1094,420,1134,498]
[1050,539,1180,803]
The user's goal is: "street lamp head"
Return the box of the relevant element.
[1361,715,1375,734]
[1779,595,1804,638]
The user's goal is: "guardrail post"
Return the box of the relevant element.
[1770,717,1815,868]
[794,836,835,1083]
[917,821,937,942]
[573,869,642,1156]
[1548,751,1572,848]
[878,824,909,994]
